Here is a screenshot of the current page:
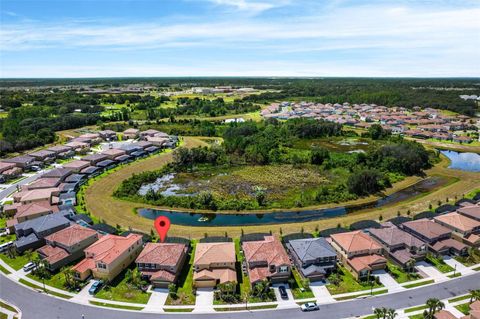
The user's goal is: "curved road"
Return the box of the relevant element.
[1,272,479,319]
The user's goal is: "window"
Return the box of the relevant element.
[97,262,106,269]
[279,266,288,273]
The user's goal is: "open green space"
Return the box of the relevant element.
[326,266,384,295]
[95,270,151,304]
[0,252,36,271]
[18,279,72,299]
[89,301,144,311]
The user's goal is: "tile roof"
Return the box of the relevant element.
[15,213,70,235]
[434,310,457,319]
[45,224,97,247]
[193,268,236,283]
[15,201,58,219]
[369,226,425,248]
[348,254,386,273]
[63,160,89,169]
[431,238,468,252]
[83,233,142,265]
[402,219,451,240]
[194,242,235,265]
[434,212,480,233]
[37,245,70,265]
[331,230,382,253]
[457,205,480,221]
[136,242,187,266]
[27,178,61,189]
[72,257,96,273]
[19,187,59,202]
[242,236,290,266]
[41,168,72,179]
[101,149,126,157]
[288,237,337,262]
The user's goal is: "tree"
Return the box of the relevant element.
[373,307,386,319]
[62,267,78,290]
[470,289,480,303]
[386,308,397,319]
[347,169,388,196]
[310,147,330,165]
[125,268,144,289]
[168,283,177,299]
[406,258,416,275]
[328,273,341,286]
[423,298,445,319]
[368,124,391,140]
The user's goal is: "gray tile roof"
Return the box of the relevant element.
[288,237,336,262]
[15,213,71,235]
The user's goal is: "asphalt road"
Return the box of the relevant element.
[1,272,479,319]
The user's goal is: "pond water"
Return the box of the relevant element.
[441,150,480,172]
[139,176,448,227]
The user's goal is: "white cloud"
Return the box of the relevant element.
[206,0,289,14]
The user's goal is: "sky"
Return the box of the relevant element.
[0,0,479,78]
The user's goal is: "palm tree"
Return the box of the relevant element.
[62,267,77,290]
[424,298,445,319]
[374,307,386,319]
[406,258,416,275]
[470,289,480,303]
[386,308,397,319]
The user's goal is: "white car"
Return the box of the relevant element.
[23,262,36,272]
[300,302,319,312]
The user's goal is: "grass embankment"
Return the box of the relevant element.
[403,279,435,289]
[89,301,144,311]
[326,266,383,295]
[83,136,480,239]
[165,240,196,305]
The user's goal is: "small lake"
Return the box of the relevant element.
[139,176,448,227]
[441,150,480,172]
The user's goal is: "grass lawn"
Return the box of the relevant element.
[455,255,480,267]
[0,253,36,271]
[0,264,11,274]
[408,314,425,319]
[163,308,195,312]
[290,268,314,299]
[0,301,17,313]
[26,271,75,292]
[214,304,277,311]
[448,294,471,303]
[89,301,144,311]
[455,303,471,315]
[334,289,388,301]
[403,279,434,289]
[0,234,15,245]
[165,240,196,305]
[18,279,72,299]
[326,266,383,295]
[95,271,151,304]
[234,239,253,301]
[448,272,461,278]
[404,304,429,313]
[386,262,420,283]
[425,255,454,273]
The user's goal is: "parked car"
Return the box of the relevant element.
[278,285,288,299]
[0,241,14,253]
[23,262,36,272]
[300,302,319,312]
[88,280,103,295]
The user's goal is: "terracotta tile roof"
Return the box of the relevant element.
[431,238,468,252]
[27,178,61,189]
[145,269,176,282]
[434,310,457,319]
[14,201,58,219]
[434,212,480,233]
[63,160,89,169]
[402,219,451,240]
[457,205,480,221]
[37,245,70,265]
[19,188,59,202]
[72,257,96,273]
[348,254,386,273]
[83,233,142,265]
[193,268,236,283]
[194,242,235,265]
[45,224,97,247]
[0,162,16,173]
[248,266,271,283]
[101,149,126,157]
[242,236,289,266]
[369,226,425,248]
[136,242,186,267]
[331,230,382,253]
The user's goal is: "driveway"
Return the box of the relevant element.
[193,288,214,313]
[443,256,474,275]
[143,288,169,312]
[372,270,405,292]
[416,261,448,282]
[272,283,296,308]
[71,280,95,303]
[310,281,335,304]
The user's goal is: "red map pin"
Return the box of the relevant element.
[154,216,171,243]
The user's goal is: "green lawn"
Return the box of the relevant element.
[214,304,277,311]
[425,255,454,273]
[0,253,36,271]
[163,308,195,312]
[334,289,388,301]
[27,271,71,292]
[18,279,72,299]
[89,301,144,311]
[326,266,383,295]
[290,268,314,299]
[408,314,425,319]
[404,304,429,313]
[165,241,196,305]
[0,264,11,274]
[234,238,252,300]
[403,279,434,289]
[448,294,471,303]
[386,262,420,283]
[0,301,17,313]
[455,303,471,315]
[95,271,151,304]
[455,255,480,267]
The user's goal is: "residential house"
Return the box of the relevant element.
[13,187,60,205]
[72,234,143,281]
[461,300,480,319]
[24,178,61,190]
[28,150,56,163]
[330,231,387,279]
[64,141,90,154]
[4,201,59,232]
[14,213,71,253]
[41,168,73,182]
[3,155,35,169]
[457,205,480,222]
[193,242,236,288]
[63,160,90,173]
[286,237,337,281]
[98,130,117,141]
[123,128,140,139]
[434,212,480,247]
[82,154,108,166]
[0,162,19,181]
[38,224,99,271]
[401,219,468,256]
[135,242,188,288]
[46,145,74,159]
[101,148,126,160]
[242,235,291,285]
[368,224,427,268]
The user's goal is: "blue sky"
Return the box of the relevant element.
[0,0,479,77]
